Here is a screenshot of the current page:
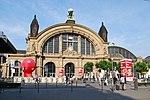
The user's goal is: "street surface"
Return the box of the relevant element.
[0,81,150,100]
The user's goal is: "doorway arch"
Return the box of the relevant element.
[65,62,75,78]
[44,62,55,77]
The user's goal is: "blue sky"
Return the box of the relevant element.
[0,0,150,58]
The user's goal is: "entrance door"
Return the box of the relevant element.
[65,63,74,78]
[44,62,55,77]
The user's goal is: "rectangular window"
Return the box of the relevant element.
[48,38,53,53]
[86,40,90,54]
[73,35,78,52]
[54,35,59,53]
[62,34,67,52]
[91,44,95,55]
[81,37,85,54]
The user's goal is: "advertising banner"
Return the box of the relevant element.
[120,59,133,81]
[59,68,64,77]
[78,68,83,76]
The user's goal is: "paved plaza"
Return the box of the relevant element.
[0,82,150,100]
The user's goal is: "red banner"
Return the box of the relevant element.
[78,68,83,76]
[59,68,64,77]
[120,59,133,81]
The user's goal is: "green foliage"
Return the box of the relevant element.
[134,62,148,74]
[95,60,112,71]
[146,62,150,69]
[84,62,94,73]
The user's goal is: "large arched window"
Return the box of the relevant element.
[14,61,21,76]
[65,62,75,78]
[42,33,95,55]
[42,35,59,54]
[62,33,78,53]
[44,62,55,77]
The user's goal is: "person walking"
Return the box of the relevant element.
[120,76,126,90]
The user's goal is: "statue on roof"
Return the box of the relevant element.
[67,8,74,20]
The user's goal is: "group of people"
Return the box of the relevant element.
[65,75,76,85]
[89,72,127,90]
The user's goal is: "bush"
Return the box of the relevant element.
[138,82,150,86]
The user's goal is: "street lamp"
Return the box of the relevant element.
[132,59,138,90]
[69,66,71,83]
[111,58,114,91]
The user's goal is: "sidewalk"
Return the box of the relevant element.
[115,87,150,100]
[86,81,150,100]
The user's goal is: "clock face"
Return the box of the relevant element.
[69,47,73,51]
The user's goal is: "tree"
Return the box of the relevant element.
[84,62,94,80]
[146,62,150,69]
[134,62,148,77]
[95,60,112,71]
[84,62,93,73]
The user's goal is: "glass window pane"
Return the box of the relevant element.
[54,35,59,53]
[81,37,85,54]
[48,38,53,53]
[91,44,95,54]
[62,34,67,52]
[86,39,90,54]
[73,35,78,52]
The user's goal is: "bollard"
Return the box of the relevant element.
[37,81,39,93]
[134,78,138,90]
[76,79,77,87]
[35,81,36,88]
[56,78,58,88]
[101,79,103,91]
[19,83,21,93]
[71,81,73,92]
[46,81,47,88]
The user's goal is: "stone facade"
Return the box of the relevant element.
[2,23,110,78]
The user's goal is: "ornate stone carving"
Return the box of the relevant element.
[63,48,78,55]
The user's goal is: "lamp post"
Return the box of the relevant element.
[111,58,114,92]
[132,59,138,90]
[69,66,71,83]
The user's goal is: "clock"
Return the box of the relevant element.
[69,46,73,51]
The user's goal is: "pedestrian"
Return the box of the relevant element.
[120,76,126,90]
[113,77,117,85]
[98,73,101,86]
